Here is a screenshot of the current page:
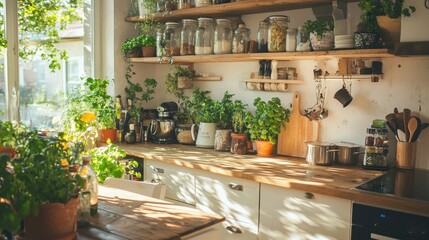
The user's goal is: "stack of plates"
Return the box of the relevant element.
[335,35,355,49]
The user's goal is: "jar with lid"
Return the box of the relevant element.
[365,128,375,146]
[180,19,197,55]
[268,15,289,52]
[195,18,214,55]
[178,0,194,9]
[232,23,251,54]
[256,21,268,52]
[296,25,311,51]
[374,128,388,147]
[156,28,164,57]
[196,0,211,7]
[286,28,297,52]
[214,19,232,54]
[164,22,180,56]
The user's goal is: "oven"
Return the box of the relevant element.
[352,203,429,240]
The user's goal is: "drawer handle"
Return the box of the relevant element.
[154,167,164,173]
[228,183,243,191]
[151,178,161,183]
[304,192,314,199]
[226,226,242,234]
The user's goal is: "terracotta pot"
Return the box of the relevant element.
[177,76,193,89]
[376,16,401,46]
[230,133,248,155]
[254,140,275,157]
[24,197,79,240]
[99,129,117,143]
[142,46,156,57]
[214,129,232,151]
[0,146,15,158]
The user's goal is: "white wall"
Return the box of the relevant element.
[112,2,429,169]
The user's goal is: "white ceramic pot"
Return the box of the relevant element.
[191,122,217,148]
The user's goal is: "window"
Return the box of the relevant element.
[0,0,95,128]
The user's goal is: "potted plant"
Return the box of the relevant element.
[121,35,143,58]
[214,92,235,151]
[139,35,157,57]
[245,97,290,157]
[358,0,415,46]
[230,100,248,155]
[303,19,334,51]
[166,65,198,91]
[0,121,84,238]
[0,120,16,158]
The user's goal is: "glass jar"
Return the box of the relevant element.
[164,22,180,56]
[256,21,268,52]
[195,18,214,55]
[286,28,297,52]
[232,23,251,53]
[196,0,211,7]
[79,156,98,215]
[365,128,375,146]
[180,19,197,55]
[268,15,289,52]
[296,25,311,51]
[214,19,232,54]
[178,0,194,9]
[156,29,164,57]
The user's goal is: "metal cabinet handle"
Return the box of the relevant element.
[151,178,161,183]
[304,192,314,199]
[228,183,243,191]
[154,167,164,173]
[226,226,242,234]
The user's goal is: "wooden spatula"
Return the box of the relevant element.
[408,117,419,142]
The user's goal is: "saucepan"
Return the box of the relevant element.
[305,141,339,166]
[335,142,362,165]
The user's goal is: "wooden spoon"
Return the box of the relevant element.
[408,117,419,142]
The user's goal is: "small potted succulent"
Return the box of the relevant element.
[245,97,290,157]
[303,19,334,51]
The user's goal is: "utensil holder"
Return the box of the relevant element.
[396,142,416,169]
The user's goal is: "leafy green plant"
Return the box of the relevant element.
[187,89,211,124]
[89,143,128,184]
[166,65,198,100]
[231,100,247,134]
[245,97,290,145]
[218,92,235,129]
[140,35,156,47]
[382,0,416,18]
[125,78,158,121]
[121,36,143,58]
[0,122,84,233]
[303,20,334,36]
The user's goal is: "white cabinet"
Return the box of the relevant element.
[196,171,259,240]
[145,160,196,206]
[259,183,352,240]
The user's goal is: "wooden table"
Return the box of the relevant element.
[77,186,224,240]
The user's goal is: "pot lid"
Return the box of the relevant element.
[304,141,334,146]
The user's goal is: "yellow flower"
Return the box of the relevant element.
[80,112,97,123]
[63,143,69,150]
[60,158,68,167]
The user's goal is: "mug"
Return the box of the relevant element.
[334,85,353,107]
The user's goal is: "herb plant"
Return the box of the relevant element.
[303,20,334,36]
[231,100,248,134]
[89,143,129,184]
[125,78,158,121]
[245,97,290,145]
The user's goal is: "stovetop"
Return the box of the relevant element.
[355,168,429,203]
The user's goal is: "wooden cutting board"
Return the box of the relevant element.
[277,92,319,158]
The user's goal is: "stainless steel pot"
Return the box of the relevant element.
[336,142,361,165]
[305,141,338,166]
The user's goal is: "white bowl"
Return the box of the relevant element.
[335,35,354,40]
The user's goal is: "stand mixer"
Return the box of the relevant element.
[148,102,178,144]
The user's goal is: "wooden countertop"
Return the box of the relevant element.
[119,143,429,216]
[77,185,224,240]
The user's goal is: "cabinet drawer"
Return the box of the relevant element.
[196,171,259,225]
[145,160,196,206]
[259,183,351,240]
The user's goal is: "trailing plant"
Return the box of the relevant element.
[0,122,84,233]
[125,78,158,121]
[245,97,290,145]
[0,0,82,72]
[303,19,334,36]
[231,100,247,134]
[166,65,198,100]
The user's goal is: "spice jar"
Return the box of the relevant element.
[286,28,297,52]
[296,25,310,51]
[374,128,388,147]
[365,128,375,146]
[156,29,164,57]
[180,19,197,55]
[195,18,214,55]
[256,21,268,52]
[196,0,211,7]
[164,22,180,56]
[268,15,289,52]
[178,0,194,9]
[232,23,251,54]
[214,19,232,54]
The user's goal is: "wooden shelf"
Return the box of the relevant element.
[126,0,357,22]
[315,74,383,81]
[130,49,394,64]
